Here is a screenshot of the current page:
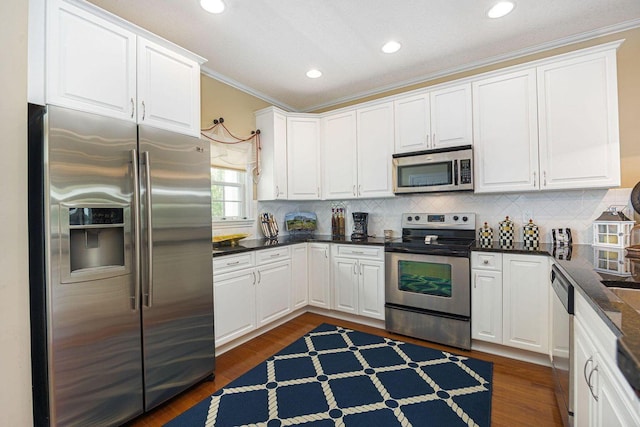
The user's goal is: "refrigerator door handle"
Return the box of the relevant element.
[143,151,154,308]
[131,149,141,311]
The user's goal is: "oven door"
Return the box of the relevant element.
[385,251,470,317]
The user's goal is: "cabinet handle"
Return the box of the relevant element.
[257,270,262,283]
[358,184,362,196]
[141,101,146,120]
[353,263,357,275]
[353,185,356,196]
[543,171,547,187]
[317,187,320,197]
[583,356,593,384]
[276,185,280,198]
[226,260,240,266]
[587,365,599,402]
[433,133,436,145]
[130,98,135,119]
[270,253,280,258]
[252,271,256,285]
[324,248,328,258]
[533,171,537,187]
[426,133,430,146]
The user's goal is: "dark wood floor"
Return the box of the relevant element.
[126,312,563,426]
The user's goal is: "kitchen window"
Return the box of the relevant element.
[211,166,249,220]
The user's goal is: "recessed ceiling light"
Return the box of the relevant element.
[306,69,322,79]
[382,41,402,54]
[200,0,225,14]
[487,1,515,18]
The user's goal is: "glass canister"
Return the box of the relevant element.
[523,219,540,249]
[478,222,493,248]
[498,216,514,248]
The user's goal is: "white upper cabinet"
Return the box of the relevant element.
[430,84,473,149]
[473,45,621,193]
[137,38,201,136]
[357,102,395,198]
[394,83,472,154]
[45,0,203,136]
[322,111,358,199]
[47,0,137,121]
[473,69,539,193]
[287,116,321,199]
[255,107,288,201]
[394,93,431,153]
[537,49,620,190]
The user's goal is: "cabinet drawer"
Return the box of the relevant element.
[471,252,503,271]
[256,246,291,265]
[213,252,255,275]
[335,245,383,260]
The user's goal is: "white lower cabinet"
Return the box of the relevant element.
[332,245,385,320]
[471,252,550,354]
[574,291,640,427]
[256,259,292,327]
[308,243,331,309]
[291,244,309,310]
[213,247,292,346]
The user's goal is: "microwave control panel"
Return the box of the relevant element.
[460,159,472,184]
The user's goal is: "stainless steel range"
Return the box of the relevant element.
[385,213,476,350]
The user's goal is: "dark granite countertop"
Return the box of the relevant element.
[212,234,387,257]
[472,242,640,394]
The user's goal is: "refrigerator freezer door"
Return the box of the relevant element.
[138,126,215,410]
[46,106,143,425]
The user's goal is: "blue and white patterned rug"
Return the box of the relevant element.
[166,324,493,426]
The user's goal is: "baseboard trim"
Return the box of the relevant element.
[471,340,551,367]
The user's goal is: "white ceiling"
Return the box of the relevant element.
[87,0,640,112]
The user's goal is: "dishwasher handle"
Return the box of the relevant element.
[551,264,574,315]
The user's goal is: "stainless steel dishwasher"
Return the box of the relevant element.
[550,264,575,427]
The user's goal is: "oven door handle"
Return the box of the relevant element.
[454,159,459,186]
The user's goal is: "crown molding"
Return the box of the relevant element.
[200,66,295,112]
[199,18,640,113]
[300,18,640,112]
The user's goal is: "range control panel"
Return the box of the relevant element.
[402,212,476,230]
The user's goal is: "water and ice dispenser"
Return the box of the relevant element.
[68,207,125,272]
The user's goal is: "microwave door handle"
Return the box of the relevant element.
[454,159,459,186]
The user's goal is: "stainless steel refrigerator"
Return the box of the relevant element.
[28,104,215,426]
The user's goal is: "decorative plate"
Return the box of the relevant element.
[631,181,640,215]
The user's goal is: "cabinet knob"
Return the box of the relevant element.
[483,259,489,265]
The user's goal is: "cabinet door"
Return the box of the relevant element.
[502,254,550,354]
[47,0,136,121]
[473,69,539,193]
[213,269,256,346]
[471,269,503,344]
[574,318,597,427]
[358,260,385,320]
[287,117,321,199]
[597,360,640,427]
[430,83,473,149]
[356,102,394,198]
[333,257,359,314]
[256,260,291,326]
[322,111,358,199]
[137,38,201,137]
[394,93,431,153]
[537,50,620,190]
[291,244,308,310]
[255,109,288,200]
[308,243,331,309]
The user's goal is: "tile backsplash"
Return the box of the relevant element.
[218,188,635,244]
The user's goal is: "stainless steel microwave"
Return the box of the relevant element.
[392,146,473,194]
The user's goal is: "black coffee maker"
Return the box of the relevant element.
[351,212,368,241]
